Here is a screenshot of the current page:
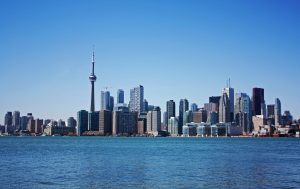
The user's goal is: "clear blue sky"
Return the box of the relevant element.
[1,0,300,123]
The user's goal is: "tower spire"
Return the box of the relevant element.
[89,47,97,112]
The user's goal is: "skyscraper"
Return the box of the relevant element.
[89,51,97,112]
[99,110,112,135]
[117,89,125,104]
[275,98,282,126]
[178,99,189,134]
[129,85,144,113]
[166,100,176,127]
[168,117,178,136]
[219,92,230,123]
[89,111,100,131]
[209,96,221,111]
[190,103,198,112]
[101,91,111,111]
[77,110,88,136]
[252,88,265,116]
[234,93,252,133]
[109,96,114,111]
[223,84,234,122]
[13,111,20,130]
[146,107,161,134]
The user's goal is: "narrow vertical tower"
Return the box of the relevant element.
[89,51,97,112]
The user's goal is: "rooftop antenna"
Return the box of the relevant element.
[229,78,231,88]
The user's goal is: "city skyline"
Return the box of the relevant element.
[1,0,300,123]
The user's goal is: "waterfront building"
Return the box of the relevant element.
[44,125,76,136]
[137,114,147,135]
[35,119,43,134]
[13,111,20,130]
[117,89,124,104]
[27,119,35,133]
[89,111,99,131]
[58,119,66,127]
[112,108,138,136]
[129,85,144,113]
[267,104,275,118]
[99,110,112,135]
[168,117,178,136]
[146,107,161,135]
[275,98,282,126]
[166,100,176,127]
[20,116,28,130]
[67,117,77,127]
[182,123,198,137]
[252,88,265,116]
[219,92,230,123]
[179,99,189,134]
[4,112,13,133]
[77,110,88,136]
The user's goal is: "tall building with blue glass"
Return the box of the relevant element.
[77,110,88,136]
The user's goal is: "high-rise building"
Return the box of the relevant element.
[129,85,144,113]
[152,107,161,133]
[207,111,218,124]
[275,98,282,126]
[146,107,161,134]
[67,117,77,128]
[4,112,13,133]
[89,111,100,131]
[58,119,66,127]
[209,96,221,111]
[267,105,275,118]
[147,107,161,133]
[168,117,178,136]
[235,112,249,134]
[27,119,35,133]
[20,116,28,130]
[143,99,148,112]
[190,103,198,112]
[179,99,189,134]
[204,103,218,113]
[219,92,230,123]
[13,111,20,130]
[117,89,124,104]
[166,100,176,127]
[101,91,111,111]
[112,108,138,135]
[99,110,112,135]
[183,110,193,125]
[4,112,13,126]
[109,96,114,111]
[192,109,207,123]
[89,51,97,112]
[35,119,43,134]
[234,93,252,133]
[252,88,265,116]
[77,110,88,136]
[223,86,234,122]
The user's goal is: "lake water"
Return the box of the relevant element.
[0,137,299,189]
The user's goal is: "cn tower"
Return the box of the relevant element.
[89,51,97,112]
